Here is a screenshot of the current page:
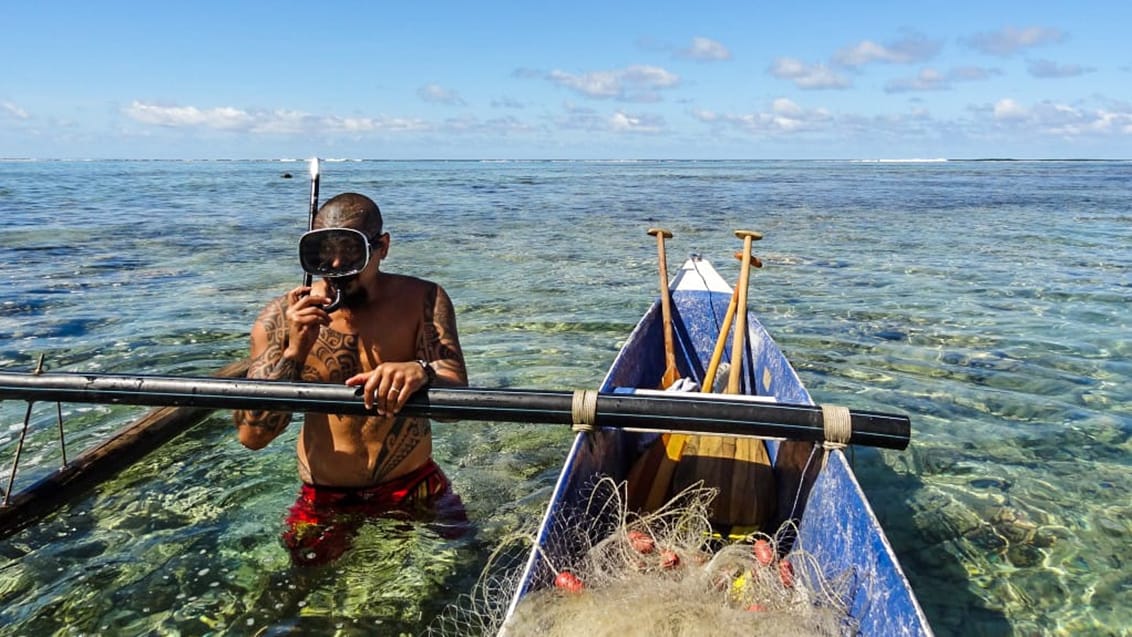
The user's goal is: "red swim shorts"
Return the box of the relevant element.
[281,460,468,565]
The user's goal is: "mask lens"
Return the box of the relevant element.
[299,228,370,277]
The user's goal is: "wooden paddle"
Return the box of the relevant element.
[701,251,762,393]
[633,234,766,516]
[633,234,747,513]
[727,230,762,393]
[673,230,774,529]
[628,228,681,510]
[648,228,679,389]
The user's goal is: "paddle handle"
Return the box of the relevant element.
[648,228,678,387]
[727,230,762,394]
[702,251,762,392]
[702,287,738,392]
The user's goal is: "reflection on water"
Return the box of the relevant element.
[1,160,1129,635]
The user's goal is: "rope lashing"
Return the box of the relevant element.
[571,389,599,433]
[819,403,852,467]
[821,403,852,449]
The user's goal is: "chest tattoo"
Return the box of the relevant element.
[307,328,361,383]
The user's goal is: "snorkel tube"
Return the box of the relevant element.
[303,157,319,289]
[303,157,342,313]
[321,282,343,314]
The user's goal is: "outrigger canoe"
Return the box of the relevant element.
[504,256,931,635]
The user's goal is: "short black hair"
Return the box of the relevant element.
[314,193,383,236]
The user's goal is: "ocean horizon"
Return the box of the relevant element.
[3,156,1131,163]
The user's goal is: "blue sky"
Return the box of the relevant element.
[2,1,1130,159]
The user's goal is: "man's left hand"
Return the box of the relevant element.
[345,362,430,416]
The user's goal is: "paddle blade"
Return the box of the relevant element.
[671,435,775,528]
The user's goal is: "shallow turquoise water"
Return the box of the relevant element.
[1,159,1129,635]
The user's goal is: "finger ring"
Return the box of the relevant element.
[389,387,401,394]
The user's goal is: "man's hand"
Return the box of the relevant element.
[283,285,332,361]
[345,361,431,416]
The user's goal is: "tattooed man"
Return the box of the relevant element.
[234,192,468,565]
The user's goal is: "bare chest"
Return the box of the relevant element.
[301,319,421,384]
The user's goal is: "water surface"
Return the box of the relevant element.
[1,159,1129,635]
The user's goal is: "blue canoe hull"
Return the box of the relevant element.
[506,256,930,635]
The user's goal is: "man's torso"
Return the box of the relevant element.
[293,274,437,487]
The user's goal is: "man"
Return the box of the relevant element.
[233,192,468,565]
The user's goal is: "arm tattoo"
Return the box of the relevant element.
[266,356,302,379]
[236,296,300,433]
[419,283,467,385]
[246,297,298,379]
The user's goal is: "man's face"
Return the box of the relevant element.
[298,228,380,278]
[300,226,388,310]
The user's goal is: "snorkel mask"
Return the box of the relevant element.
[298,227,382,312]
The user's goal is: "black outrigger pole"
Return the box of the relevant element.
[0,360,250,539]
[0,371,912,451]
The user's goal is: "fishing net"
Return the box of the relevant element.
[426,477,854,636]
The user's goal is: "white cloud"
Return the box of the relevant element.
[545,65,680,102]
[993,98,1029,121]
[691,98,832,134]
[2,100,30,120]
[125,102,253,130]
[553,102,665,134]
[885,68,949,93]
[484,115,538,134]
[122,101,429,135]
[691,108,719,123]
[609,110,666,133]
[247,109,315,134]
[768,58,851,89]
[833,33,942,67]
[771,98,804,118]
[987,98,1132,136]
[885,66,1002,93]
[413,89,1132,152]
[440,115,537,136]
[676,36,732,62]
[1027,59,1095,78]
[834,41,899,66]
[556,104,605,131]
[963,26,1066,57]
[948,66,1001,82]
[417,83,467,106]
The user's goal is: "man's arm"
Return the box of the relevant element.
[425,283,468,388]
[234,289,330,449]
[345,281,468,415]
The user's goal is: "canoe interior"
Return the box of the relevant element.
[508,257,930,634]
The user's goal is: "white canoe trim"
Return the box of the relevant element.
[670,256,732,294]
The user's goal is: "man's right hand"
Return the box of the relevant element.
[283,285,331,361]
